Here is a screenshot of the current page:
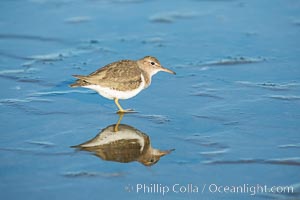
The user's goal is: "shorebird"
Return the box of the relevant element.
[72,118,174,166]
[70,56,175,113]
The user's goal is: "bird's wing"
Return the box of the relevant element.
[81,60,143,90]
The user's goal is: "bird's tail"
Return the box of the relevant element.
[69,75,89,88]
[69,82,80,88]
[72,75,86,80]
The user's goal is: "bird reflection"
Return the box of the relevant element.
[72,114,174,166]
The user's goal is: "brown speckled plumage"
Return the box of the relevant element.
[69,56,175,112]
[71,60,144,91]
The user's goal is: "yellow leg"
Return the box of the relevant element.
[114,113,124,132]
[114,98,135,113]
[114,98,125,113]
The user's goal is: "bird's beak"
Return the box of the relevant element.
[160,66,176,75]
[158,149,175,156]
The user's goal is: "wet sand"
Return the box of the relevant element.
[0,0,300,199]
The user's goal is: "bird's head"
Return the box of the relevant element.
[138,56,176,76]
[139,148,175,166]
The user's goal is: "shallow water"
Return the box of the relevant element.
[0,0,300,199]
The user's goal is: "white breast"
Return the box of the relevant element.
[79,127,145,152]
[83,74,145,100]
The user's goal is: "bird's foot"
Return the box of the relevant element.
[116,109,137,114]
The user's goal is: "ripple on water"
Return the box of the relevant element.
[193,115,239,126]
[198,149,229,157]
[204,157,300,166]
[185,135,227,148]
[0,33,71,45]
[0,74,50,86]
[29,90,95,97]
[141,37,165,44]
[0,97,68,115]
[26,140,56,148]
[62,171,126,178]
[141,37,166,47]
[149,11,198,23]
[199,56,266,67]
[293,19,300,26]
[191,92,224,99]
[278,143,300,149]
[64,16,92,24]
[22,42,114,66]
[175,134,229,164]
[193,115,226,122]
[0,68,39,75]
[236,81,300,91]
[0,97,52,105]
[267,95,300,101]
[0,67,54,86]
[0,147,74,157]
[133,114,171,124]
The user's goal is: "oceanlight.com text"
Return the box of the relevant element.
[125,183,294,196]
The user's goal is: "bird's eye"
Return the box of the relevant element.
[150,159,155,162]
[150,62,155,65]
